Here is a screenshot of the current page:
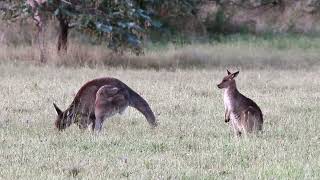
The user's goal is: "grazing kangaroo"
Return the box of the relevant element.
[217,70,263,136]
[53,77,157,132]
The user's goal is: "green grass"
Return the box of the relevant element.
[0,61,320,179]
[147,33,320,51]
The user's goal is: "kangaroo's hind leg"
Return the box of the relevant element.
[94,85,129,132]
[242,107,262,134]
[239,110,253,137]
[94,114,104,132]
[230,118,242,137]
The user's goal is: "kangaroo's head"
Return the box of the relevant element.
[53,103,73,130]
[217,70,239,89]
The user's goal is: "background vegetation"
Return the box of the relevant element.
[1,19,320,69]
[2,0,320,66]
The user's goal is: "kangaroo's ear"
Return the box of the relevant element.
[53,103,62,115]
[227,69,231,75]
[232,71,239,78]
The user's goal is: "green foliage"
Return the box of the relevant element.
[212,9,226,34]
[53,0,162,54]
[1,0,162,54]
[0,1,28,21]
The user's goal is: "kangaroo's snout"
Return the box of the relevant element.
[217,84,222,89]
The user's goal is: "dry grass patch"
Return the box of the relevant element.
[3,42,318,69]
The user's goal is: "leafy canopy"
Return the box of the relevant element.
[1,0,162,54]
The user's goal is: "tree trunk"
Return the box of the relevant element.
[37,14,47,63]
[27,0,47,63]
[38,27,46,63]
[57,18,69,53]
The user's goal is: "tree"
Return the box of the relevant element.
[1,0,161,62]
[1,0,49,62]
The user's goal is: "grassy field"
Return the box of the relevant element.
[0,60,320,179]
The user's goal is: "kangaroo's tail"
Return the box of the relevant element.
[128,89,157,127]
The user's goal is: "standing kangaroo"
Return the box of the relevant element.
[53,77,157,132]
[217,70,263,136]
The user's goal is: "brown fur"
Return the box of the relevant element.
[217,70,263,136]
[53,77,157,132]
